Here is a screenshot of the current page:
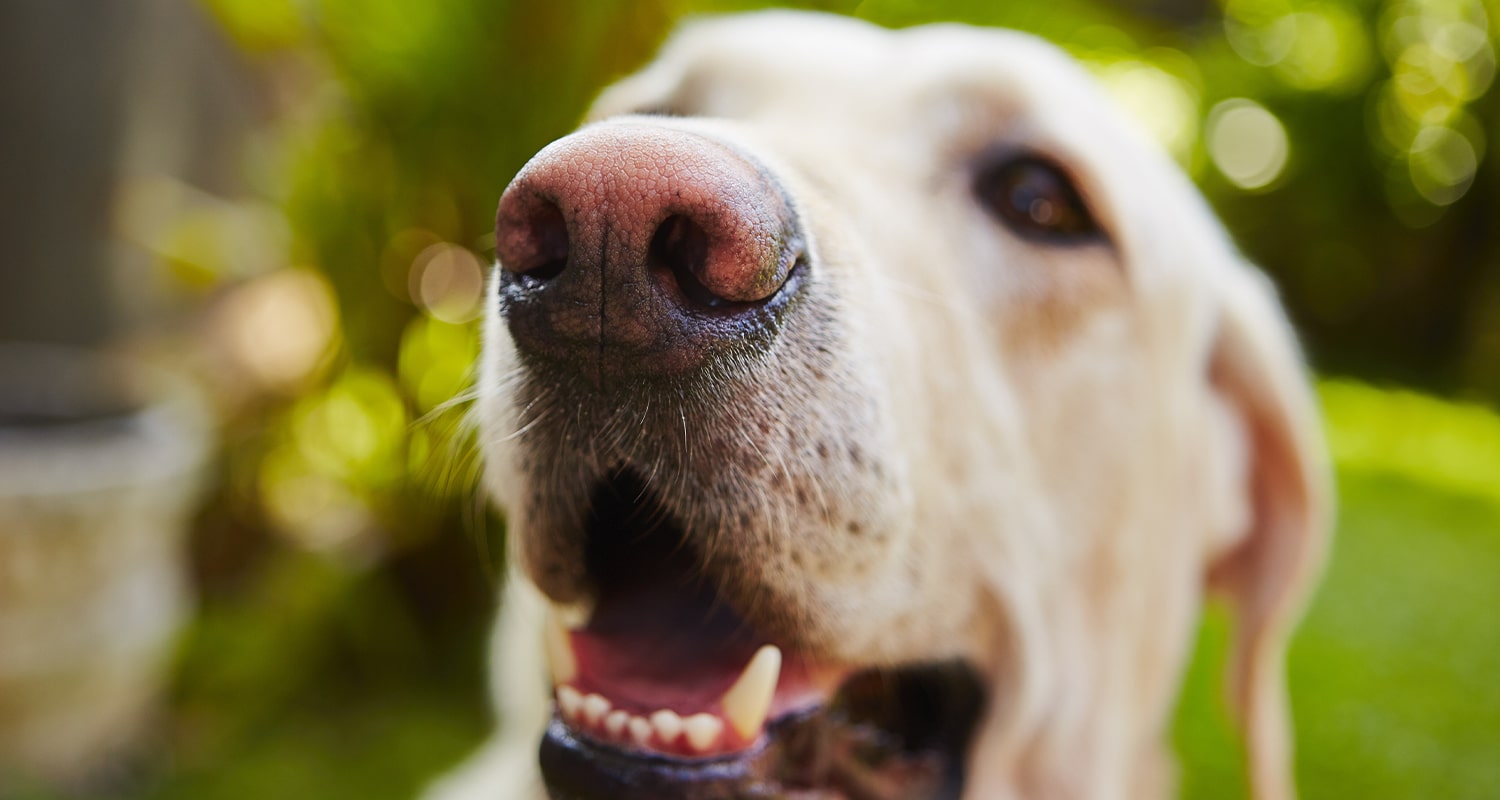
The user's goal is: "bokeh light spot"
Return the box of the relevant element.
[219,269,338,390]
[1274,6,1374,93]
[1223,0,1298,66]
[1409,125,1478,205]
[398,316,479,412]
[260,444,373,556]
[1207,99,1290,190]
[410,243,485,323]
[1099,60,1200,163]
[293,367,408,482]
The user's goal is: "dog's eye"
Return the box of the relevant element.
[975,156,1099,241]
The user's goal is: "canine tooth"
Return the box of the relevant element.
[544,613,578,684]
[627,716,653,747]
[557,685,584,722]
[582,693,611,726]
[720,644,781,740]
[650,709,683,744]
[682,714,723,753]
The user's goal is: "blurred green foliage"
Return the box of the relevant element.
[176,0,1500,570]
[84,0,1500,797]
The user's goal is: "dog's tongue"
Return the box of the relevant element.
[569,577,836,720]
[553,572,846,757]
[570,580,759,715]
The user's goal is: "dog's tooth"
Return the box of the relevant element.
[582,693,611,727]
[544,612,578,685]
[604,710,630,739]
[557,685,584,722]
[649,709,683,744]
[720,644,781,740]
[682,713,723,754]
[627,716,653,747]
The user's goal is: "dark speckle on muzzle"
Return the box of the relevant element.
[494,123,807,382]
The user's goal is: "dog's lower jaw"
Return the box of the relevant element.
[432,692,1175,800]
[422,565,1176,800]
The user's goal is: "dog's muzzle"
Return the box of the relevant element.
[491,122,984,799]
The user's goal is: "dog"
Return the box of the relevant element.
[432,10,1331,800]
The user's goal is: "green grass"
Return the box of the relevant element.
[1175,469,1500,799]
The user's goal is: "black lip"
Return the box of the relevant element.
[539,714,772,800]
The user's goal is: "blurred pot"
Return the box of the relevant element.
[0,344,208,785]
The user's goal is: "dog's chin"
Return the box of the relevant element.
[533,469,986,800]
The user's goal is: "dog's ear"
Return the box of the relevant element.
[1204,265,1332,800]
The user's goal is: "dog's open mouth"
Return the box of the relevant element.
[537,470,985,800]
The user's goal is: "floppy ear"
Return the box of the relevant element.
[1204,265,1333,800]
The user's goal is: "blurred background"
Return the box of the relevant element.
[0,0,1496,797]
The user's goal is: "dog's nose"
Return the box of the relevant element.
[494,123,804,378]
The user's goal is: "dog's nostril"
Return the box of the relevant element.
[649,214,728,309]
[497,195,569,281]
[649,210,801,311]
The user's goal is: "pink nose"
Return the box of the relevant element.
[494,123,804,379]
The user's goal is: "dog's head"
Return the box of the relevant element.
[477,11,1330,799]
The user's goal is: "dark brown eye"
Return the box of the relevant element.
[974,156,1099,241]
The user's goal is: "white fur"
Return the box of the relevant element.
[437,12,1331,800]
